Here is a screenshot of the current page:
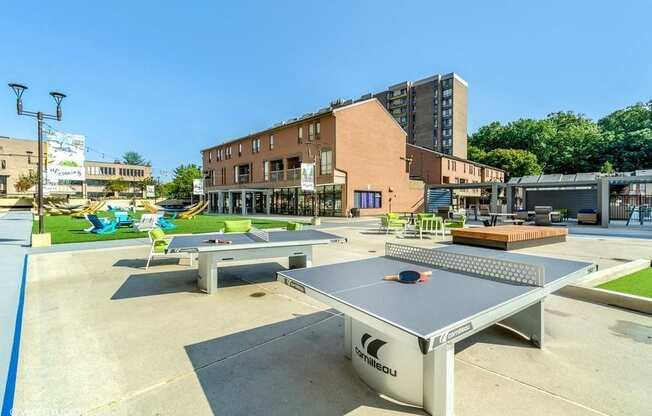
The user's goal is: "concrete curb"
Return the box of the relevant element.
[559,259,652,314]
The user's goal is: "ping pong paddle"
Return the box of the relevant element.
[384,270,431,284]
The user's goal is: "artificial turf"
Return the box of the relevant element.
[33,211,293,244]
[598,267,652,299]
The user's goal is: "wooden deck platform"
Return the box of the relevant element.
[450,225,567,250]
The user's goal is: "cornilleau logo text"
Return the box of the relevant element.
[438,322,473,344]
[354,333,396,377]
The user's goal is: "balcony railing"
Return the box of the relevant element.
[270,170,284,182]
[286,168,301,180]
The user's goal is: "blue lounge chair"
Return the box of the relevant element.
[157,215,176,230]
[114,211,135,228]
[87,214,117,234]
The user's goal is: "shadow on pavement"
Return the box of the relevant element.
[184,312,423,416]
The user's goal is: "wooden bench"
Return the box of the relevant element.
[450,225,567,250]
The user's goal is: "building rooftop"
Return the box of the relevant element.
[201,98,378,152]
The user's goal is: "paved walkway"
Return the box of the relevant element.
[0,211,32,411]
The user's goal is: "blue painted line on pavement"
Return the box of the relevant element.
[1,255,28,416]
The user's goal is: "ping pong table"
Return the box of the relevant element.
[167,229,345,294]
[278,243,597,416]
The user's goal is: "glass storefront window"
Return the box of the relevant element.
[270,185,343,216]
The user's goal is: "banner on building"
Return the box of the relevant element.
[146,185,156,198]
[193,179,204,195]
[301,163,315,191]
[44,128,86,181]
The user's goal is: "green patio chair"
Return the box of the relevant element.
[380,215,406,234]
[444,214,466,229]
[417,216,444,239]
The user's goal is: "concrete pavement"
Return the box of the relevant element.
[12,224,652,416]
[0,211,32,412]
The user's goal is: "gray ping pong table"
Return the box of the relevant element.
[278,243,597,416]
[166,228,345,294]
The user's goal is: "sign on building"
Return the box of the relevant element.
[146,185,155,198]
[301,163,315,192]
[193,179,204,195]
[44,128,86,181]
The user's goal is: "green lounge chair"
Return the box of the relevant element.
[224,219,252,233]
[145,227,193,270]
[286,222,303,231]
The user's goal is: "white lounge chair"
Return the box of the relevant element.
[136,214,159,232]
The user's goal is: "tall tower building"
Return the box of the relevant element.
[373,72,468,158]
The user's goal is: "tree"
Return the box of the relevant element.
[122,151,150,166]
[600,161,615,174]
[14,171,38,192]
[104,178,128,196]
[598,101,652,172]
[478,149,543,179]
[166,164,202,199]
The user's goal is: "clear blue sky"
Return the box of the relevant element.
[1,1,650,180]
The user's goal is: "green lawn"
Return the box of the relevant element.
[34,212,294,244]
[598,267,652,299]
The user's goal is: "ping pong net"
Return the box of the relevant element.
[385,243,545,287]
[247,228,270,242]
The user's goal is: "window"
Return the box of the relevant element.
[298,126,304,143]
[442,176,450,184]
[309,123,315,141]
[316,122,320,138]
[1,160,5,169]
[443,128,452,137]
[442,89,452,98]
[442,109,452,117]
[263,160,270,181]
[320,149,332,175]
[442,98,452,107]
[238,143,242,156]
[452,161,457,171]
[354,191,381,209]
[208,151,212,163]
[252,138,261,153]
[269,135,274,150]
[234,166,238,183]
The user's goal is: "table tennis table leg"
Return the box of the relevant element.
[288,247,313,269]
[343,315,352,359]
[423,343,454,416]
[197,252,218,295]
[500,299,544,348]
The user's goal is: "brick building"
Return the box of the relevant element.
[201,99,425,216]
[0,136,151,198]
[406,144,505,207]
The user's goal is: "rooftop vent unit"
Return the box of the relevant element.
[359,93,372,100]
[330,98,345,108]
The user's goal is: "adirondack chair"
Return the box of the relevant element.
[136,214,159,231]
[86,214,117,234]
[114,211,135,228]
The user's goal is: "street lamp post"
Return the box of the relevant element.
[8,83,66,234]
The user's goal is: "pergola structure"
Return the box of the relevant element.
[426,172,652,228]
